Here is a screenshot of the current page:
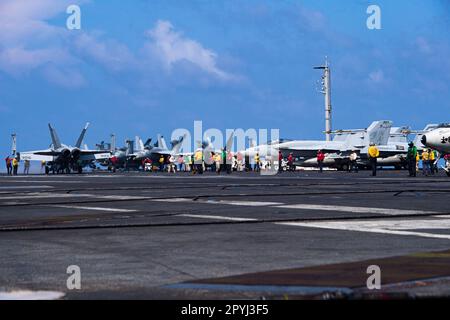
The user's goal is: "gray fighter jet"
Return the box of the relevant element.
[235,120,392,171]
[128,135,186,168]
[18,123,110,173]
[421,123,450,176]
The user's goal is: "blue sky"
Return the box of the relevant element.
[1,0,449,157]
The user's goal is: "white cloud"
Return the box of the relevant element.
[0,0,79,46]
[144,20,234,81]
[0,2,236,87]
[73,33,136,73]
[0,0,87,87]
[0,47,74,76]
[42,66,86,88]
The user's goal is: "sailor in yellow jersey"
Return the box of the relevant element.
[367,143,380,176]
[416,152,420,173]
[421,149,430,176]
[254,153,260,172]
[194,150,204,174]
[12,157,19,176]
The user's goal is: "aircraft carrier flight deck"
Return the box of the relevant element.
[1,171,450,299]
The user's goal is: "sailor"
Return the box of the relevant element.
[23,160,30,175]
[40,160,46,174]
[278,151,283,173]
[190,154,195,173]
[287,153,294,172]
[421,149,430,176]
[368,143,380,176]
[177,155,184,172]
[218,148,226,174]
[12,157,19,176]
[226,149,233,174]
[429,149,439,175]
[254,153,260,172]
[429,149,437,175]
[349,150,358,173]
[416,151,420,173]
[5,156,12,175]
[317,150,325,173]
[194,150,203,174]
[159,155,165,172]
[406,142,418,177]
[215,153,221,173]
[433,150,439,174]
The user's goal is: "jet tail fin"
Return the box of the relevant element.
[75,122,90,148]
[172,134,186,154]
[126,139,134,155]
[365,120,392,146]
[158,135,169,150]
[110,134,116,152]
[144,138,152,148]
[48,123,62,149]
[135,136,144,152]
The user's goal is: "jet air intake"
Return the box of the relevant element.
[421,135,427,145]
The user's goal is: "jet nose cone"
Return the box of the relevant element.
[421,135,427,146]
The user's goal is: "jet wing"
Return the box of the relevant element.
[79,150,112,156]
[280,145,342,153]
[18,151,54,162]
[79,151,111,161]
[26,150,61,156]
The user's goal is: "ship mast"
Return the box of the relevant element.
[314,57,332,141]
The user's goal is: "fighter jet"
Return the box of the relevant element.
[370,126,410,169]
[422,124,450,153]
[421,124,450,176]
[18,123,110,173]
[235,121,392,171]
[373,124,441,169]
[96,135,135,171]
[131,134,186,164]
